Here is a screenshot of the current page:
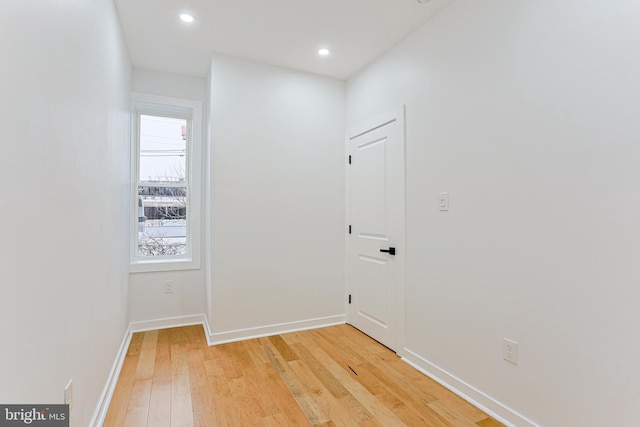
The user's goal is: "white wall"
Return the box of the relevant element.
[0,1,131,426]
[346,1,640,426]
[208,55,346,341]
[132,68,207,102]
[128,68,207,323]
[128,270,205,323]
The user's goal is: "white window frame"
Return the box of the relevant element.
[130,93,202,272]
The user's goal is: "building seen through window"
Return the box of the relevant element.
[137,114,189,257]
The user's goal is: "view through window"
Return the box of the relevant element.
[137,114,189,257]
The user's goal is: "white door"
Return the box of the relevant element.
[346,107,405,352]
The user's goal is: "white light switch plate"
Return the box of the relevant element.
[439,192,449,211]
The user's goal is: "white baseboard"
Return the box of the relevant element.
[129,314,207,333]
[89,326,133,427]
[402,347,539,427]
[208,315,346,345]
[201,314,215,346]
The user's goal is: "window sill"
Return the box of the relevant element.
[129,257,200,273]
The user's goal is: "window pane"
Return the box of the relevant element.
[137,185,187,257]
[139,115,187,183]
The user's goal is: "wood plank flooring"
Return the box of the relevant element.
[103,324,504,426]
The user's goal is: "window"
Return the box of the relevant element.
[130,94,202,272]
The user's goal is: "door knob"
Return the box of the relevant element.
[380,247,396,256]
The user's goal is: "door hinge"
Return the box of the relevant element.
[348,294,352,304]
[348,155,352,164]
[349,225,352,234]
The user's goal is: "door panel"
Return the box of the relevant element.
[357,254,388,327]
[355,136,387,235]
[347,108,405,351]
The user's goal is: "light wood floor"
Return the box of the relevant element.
[103,324,504,426]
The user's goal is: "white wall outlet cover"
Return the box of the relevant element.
[64,380,73,407]
[503,338,519,365]
[164,280,174,294]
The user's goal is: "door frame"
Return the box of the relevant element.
[345,105,406,354]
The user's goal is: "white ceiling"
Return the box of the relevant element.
[114,0,454,80]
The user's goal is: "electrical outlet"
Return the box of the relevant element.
[503,338,518,365]
[164,280,174,294]
[64,380,73,409]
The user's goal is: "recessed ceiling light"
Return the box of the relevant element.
[318,48,331,56]
[179,13,196,23]
[417,0,431,3]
